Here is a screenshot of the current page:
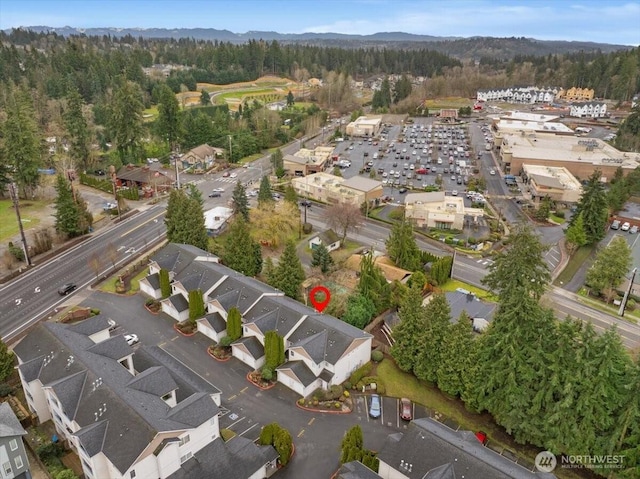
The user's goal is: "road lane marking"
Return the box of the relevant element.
[120,211,165,237]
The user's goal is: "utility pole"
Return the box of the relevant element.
[8,183,31,266]
[618,267,637,317]
[228,135,233,163]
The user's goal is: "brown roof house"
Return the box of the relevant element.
[115,164,173,195]
[180,144,224,173]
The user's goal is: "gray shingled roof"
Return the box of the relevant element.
[200,312,226,333]
[378,418,557,479]
[87,335,136,361]
[445,292,496,323]
[277,361,317,387]
[211,277,269,314]
[167,436,278,479]
[13,322,220,475]
[127,366,177,397]
[336,461,381,479]
[167,294,189,312]
[144,272,161,290]
[0,403,26,437]
[74,420,108,457]
[244,296,308,337]
[232,337,264,360]
[67,314,111,336]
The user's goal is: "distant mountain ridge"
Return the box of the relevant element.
[5,26,633,59]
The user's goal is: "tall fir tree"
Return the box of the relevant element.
[436,312,477,398]
[311,244,334,273]
[570,170,609,245]
[54,174,82,237]
[232,181,250,221]
[156,84,182,149]
[64,87,92,170]
[258,175,274,209]
[108,77,144,163]
[226,306,242,341]
[271,240,305,300]
[357,252,390,312]
[413,293,451,384]
[386,220,422,271]
[223,217,262,277]
[390,285,426,374]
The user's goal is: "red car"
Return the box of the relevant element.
[222,171,230,177]
[416,168,427,174]
[400,398,412,421]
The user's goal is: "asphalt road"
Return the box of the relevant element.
[0,205,166,341]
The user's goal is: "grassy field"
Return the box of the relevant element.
[439,278,498,302]
[0,199,46,242]
[213,88,285,104]
[143,106,158,122]
[423,97,473,110]
[100,267,149,294]
[552,245,593,286]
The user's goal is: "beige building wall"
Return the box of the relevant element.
[404,192,484,230]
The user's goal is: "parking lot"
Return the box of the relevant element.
[352,393,443,430]
[333,118,488,204]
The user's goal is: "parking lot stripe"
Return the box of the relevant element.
[170,336,179,341]
[228,394,237,401]
[308,417,315,426]
[238,423,260,437]
[297,429,305,438]
[240,386,248,394]
[228,416,246,428]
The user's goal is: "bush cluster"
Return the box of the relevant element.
[348,362,372,386]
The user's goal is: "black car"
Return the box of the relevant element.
[208,192,221,198]
[58,283,77,295]
[300,200,312,207]
[398,188,408,194]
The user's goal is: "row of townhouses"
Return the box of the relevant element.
[14,315,279,479]
[569,101,608,118]
[140,243,373,398]
[476,86,561,104]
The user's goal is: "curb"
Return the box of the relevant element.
[144,304,160,315]
[207,346,232,362]
[295,401,352,414]
[173,323,197,337]
[246,372,277,390]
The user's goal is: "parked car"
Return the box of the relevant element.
[369,394,381,418]
[208,192,221,198]
[107,319,118,331]
[398,188,408,194]
[124,334,139,346]
[400,398,413,421]
[58,283,77,296]
[103,202,117,211]
[300,200,312,208]
[630,225,638,234]
[621,222,631,231]
[222,171,230,177]
[611,220,621,230]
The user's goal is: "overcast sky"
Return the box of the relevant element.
[1,0,639,46]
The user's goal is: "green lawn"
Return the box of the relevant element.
[552,245,593,286]
[99,267,149,294]
[440,278,498,302]
[0,199,46,242]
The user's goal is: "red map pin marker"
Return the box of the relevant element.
[309,286,331,313]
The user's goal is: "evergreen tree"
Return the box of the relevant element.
[222,217,262,277]
[0,339,15,382]
[184,196,210,250]
[390,285,426,373]
[1,89,42,198]
[270,149,284,174]
[200,89,210,106]
[188,289,205,324]
[187,183,204,207]
[156,84,182,149]
[274,428,293,466]
[393,74,412,103]
[414,294,451,384]
[64,87,92,170]
[159,268,171,299]
[482,223,550,301]
[108,78,144,163]
[226,306,242,341]
[258,175,274,209]
[271,241,305,300]
[286,90,294,107]
[341,426,364,464]
[311,244,334,273]
[264,331,285,369]
[54,174,82,238]
[284,184,298,206]
[232,181,250,221]
[586,236,632,303]
[571,170,609,245]
[612,355,640,475]
[342,294,376,329]
[436,312,476,398]
[565,212,588,254]
[386,220,421,271]
[357,252,390,312]
[165,189,209,250]
[263,256,276,284]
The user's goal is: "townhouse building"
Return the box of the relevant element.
[0,403,31,479]
[569,101,608,118]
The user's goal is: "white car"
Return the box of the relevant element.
[124,334,139,346]
[382,179,389,185]
[230,172,238,178]
[212,187,225,193]
[621,222,631,231]
[451,190,458,196]
[490,170,496,175]
[382,172,388,177]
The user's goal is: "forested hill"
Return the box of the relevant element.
[5,26,634,59]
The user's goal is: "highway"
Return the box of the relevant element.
[0,205,167,342]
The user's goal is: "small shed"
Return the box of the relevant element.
[309,229,341,252]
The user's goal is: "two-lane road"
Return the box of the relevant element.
[0,205,167,341]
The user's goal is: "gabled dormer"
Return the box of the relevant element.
[127,366,179,407]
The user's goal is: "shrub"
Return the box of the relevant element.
[371,350,384,362]
[90,308,101,316]
[8,243,25,262]
[0,383,14,397]
[302,223,313,234]
[36,442,65,462]
[55,470,78,479]
[627,298,636,311]
[335,402,342,409]
[145,298,155,306]
[343,390,350,398]
[349,362,372,386]
[219,336,233,347]
[297,398,305,406]
[343,381,352,390]
[261,366,273,381]
[555,210,566,219]
[328,384,343,400]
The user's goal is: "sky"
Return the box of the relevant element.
[1,0,639,46]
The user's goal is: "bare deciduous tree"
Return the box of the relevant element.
[106,242,119,272]
[88,252,102,280]
[323,203,364,243]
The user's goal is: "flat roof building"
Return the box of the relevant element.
[494,118,574,136]
[292,172,383,206]
[498,133,640,181]
[346,116,382,137]
[404,192,484,230]
[283,147,333,176]
[521,165,583,204]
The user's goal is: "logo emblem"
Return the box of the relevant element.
[535,451,557,472]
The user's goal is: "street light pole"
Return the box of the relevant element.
[8,183,31,266]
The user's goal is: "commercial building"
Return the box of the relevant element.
[493,118,574,136]
[283,146,333,176]
[404,192,484,230]
[521,165,583,204]
[497,133,640,181]
[203,206,234,236]
[345,116,382,137]
[292,172,383,206]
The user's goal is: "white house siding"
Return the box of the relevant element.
[196,320,221,342]
[157,442,180,478]
[160,300,189,322]
[232,345,265,370]
[377,459,409,479]
[139,279,159,299]
[277,370,306,396]
[331,337,372,385]
[23,379,50,423]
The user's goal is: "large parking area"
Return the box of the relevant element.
[333,119,492,210]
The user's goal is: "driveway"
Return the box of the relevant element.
[81,291,407,479]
